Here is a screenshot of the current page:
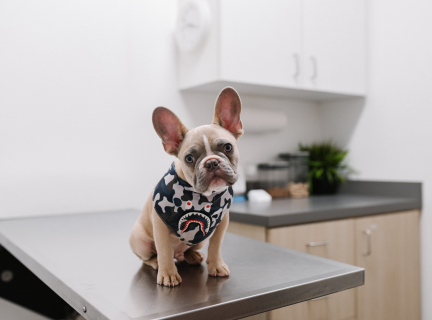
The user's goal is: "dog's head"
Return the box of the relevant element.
[152,87,243,195]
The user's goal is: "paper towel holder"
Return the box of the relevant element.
[242,108,288,133]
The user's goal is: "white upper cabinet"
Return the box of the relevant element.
[220,0,302,89]
[176,0,366,100]
[303,0,366,95]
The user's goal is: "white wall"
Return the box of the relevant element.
[321,0,432,318]
[0,2,321,317]
[0,1,184,219]
[0,1,321,220]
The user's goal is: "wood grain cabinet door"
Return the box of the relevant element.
[266,219,356,320]
[355,210,421,320]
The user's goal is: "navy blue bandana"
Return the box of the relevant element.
[153,163,234,246]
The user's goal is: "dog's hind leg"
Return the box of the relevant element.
[143,255,159,270]
[129,221,158,269]
[184,240,207,265]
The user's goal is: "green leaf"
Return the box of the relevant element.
[326,170,333,184]
[334,171,346,183]
[298,140,354,184]
[309,161,323,167]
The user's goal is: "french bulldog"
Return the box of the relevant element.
[129,87,243,287]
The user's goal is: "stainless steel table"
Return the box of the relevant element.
[0,209,364,320]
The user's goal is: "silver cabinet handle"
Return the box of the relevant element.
[293,53,300,78]
[306,241,328,247]
[363,229,372,256]
[310,56,317,80]
[311,295,330,301]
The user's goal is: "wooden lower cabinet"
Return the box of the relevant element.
[355,210,421,320]
[267,219,356,320]
[228,210,421,320]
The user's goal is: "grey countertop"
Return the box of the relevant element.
[0,209,364,320]
[230,181,422,227]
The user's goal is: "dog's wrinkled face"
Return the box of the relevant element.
[152,87,243,195]
[177,124,239,194]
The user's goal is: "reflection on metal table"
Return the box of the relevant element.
[0,209,364,320]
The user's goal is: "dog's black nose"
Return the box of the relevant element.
[205,159,219,172]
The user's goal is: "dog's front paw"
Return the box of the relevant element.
[207,259,230,277]
[157,267,182,287]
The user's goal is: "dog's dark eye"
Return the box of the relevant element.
[224,144,232,152]
[185,155,194,163]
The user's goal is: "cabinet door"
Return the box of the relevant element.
[220,0,302,88]
[226,221,266,242]
[303,0,366,95]
[355,210,421,320]
[267,219,356,320]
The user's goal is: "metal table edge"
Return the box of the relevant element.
[0,231,110,320]
[136,267,364,320]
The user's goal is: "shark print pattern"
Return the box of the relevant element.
[153,162,234,246]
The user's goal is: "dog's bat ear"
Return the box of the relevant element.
[213,87,243,139]
[152,107,188,156]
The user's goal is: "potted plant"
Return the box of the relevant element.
[299,141,351,195]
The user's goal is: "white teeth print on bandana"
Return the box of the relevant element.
[153,162,233,246]
[178,212,211,236]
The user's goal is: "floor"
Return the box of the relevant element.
[0,298,85,320]
[0,297,49,320]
